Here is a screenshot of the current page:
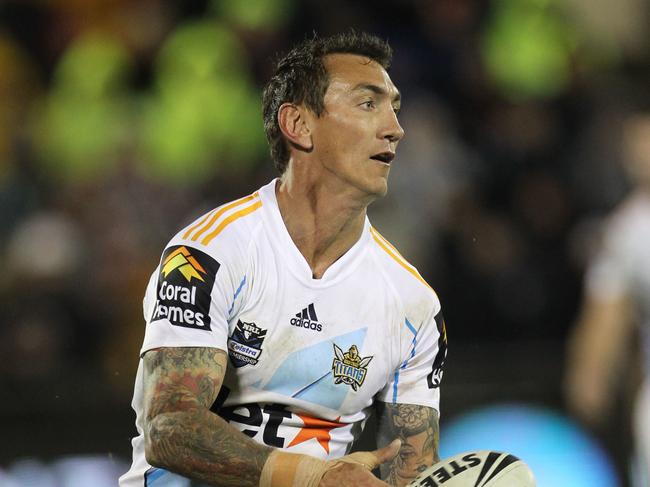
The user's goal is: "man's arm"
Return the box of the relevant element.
[564,293,635,427]
[376,402,440,487]
[143,346,272,486]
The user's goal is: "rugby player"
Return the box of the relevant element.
[120,30,447,487]
[566,113,650,485]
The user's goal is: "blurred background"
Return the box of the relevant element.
[1,0,649,485]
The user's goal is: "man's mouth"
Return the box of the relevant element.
[370,152,395,164]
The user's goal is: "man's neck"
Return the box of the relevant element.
[275,172,370,279]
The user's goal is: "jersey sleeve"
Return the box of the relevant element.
[139,241,244,356]
[585,215,634,300]
[377,305,448,412]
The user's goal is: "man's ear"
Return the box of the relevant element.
[278,103,313,152]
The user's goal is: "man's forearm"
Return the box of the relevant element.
[143,347,271,486]
[146,406,272,486]
[377,402,440,487]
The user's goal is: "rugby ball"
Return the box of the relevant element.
[407,450,535,487]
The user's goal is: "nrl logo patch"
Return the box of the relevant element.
[332,344,372,391]
[228,320,267,368]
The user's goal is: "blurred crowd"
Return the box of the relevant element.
[1,0,650,483]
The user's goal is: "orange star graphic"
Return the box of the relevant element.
[287,413,345,454]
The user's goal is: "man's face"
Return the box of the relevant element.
[307,53,404,198]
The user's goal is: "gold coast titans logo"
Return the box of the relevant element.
[332,344,372,391]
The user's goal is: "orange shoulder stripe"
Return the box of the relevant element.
[201,199,263,245]
[371,226,407,261]
[370,227,436,294]
[182,209,217,240]
[186,192,258,242]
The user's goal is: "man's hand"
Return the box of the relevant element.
[320,439,402,486]
[260,439,401,487]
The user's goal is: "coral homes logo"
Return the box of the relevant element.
[152,245,220,331]
[161,246,207,283]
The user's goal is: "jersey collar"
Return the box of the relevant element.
[258,179,372,287]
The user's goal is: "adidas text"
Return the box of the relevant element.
[289,316,322,332]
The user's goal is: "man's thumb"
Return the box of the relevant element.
[338,439,402,471]
[373,439,402,464]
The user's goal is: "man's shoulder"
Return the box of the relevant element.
[596,192,650,257]
[368,225,440,312]
[608,192,650,233]
[166,191,265,260]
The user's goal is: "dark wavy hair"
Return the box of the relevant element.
[262,30,393,174]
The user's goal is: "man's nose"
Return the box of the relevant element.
[382,109,405,143]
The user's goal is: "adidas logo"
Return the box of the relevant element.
[290,303,323,332]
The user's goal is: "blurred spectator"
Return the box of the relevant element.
[370,92,479,277]
[565,114,650,485]
[1,211,86,380]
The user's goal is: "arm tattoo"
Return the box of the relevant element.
[376,402,440,487]
[143,347,272,487]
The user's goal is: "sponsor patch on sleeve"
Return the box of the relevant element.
[427,313,447,389]
[150,245,220,330]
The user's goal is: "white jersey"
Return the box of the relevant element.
[120,179,447,486]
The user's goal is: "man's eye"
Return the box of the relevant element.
[362,100,375,109]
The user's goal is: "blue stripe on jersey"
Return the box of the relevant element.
[392,370,400,404]
[227,275,247,318]
[293,370,333,397]
[392,318,418,403]
[144,468,165,485]
[145,467,194,486]
[404,317,417,337]
[402,318,418,368]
